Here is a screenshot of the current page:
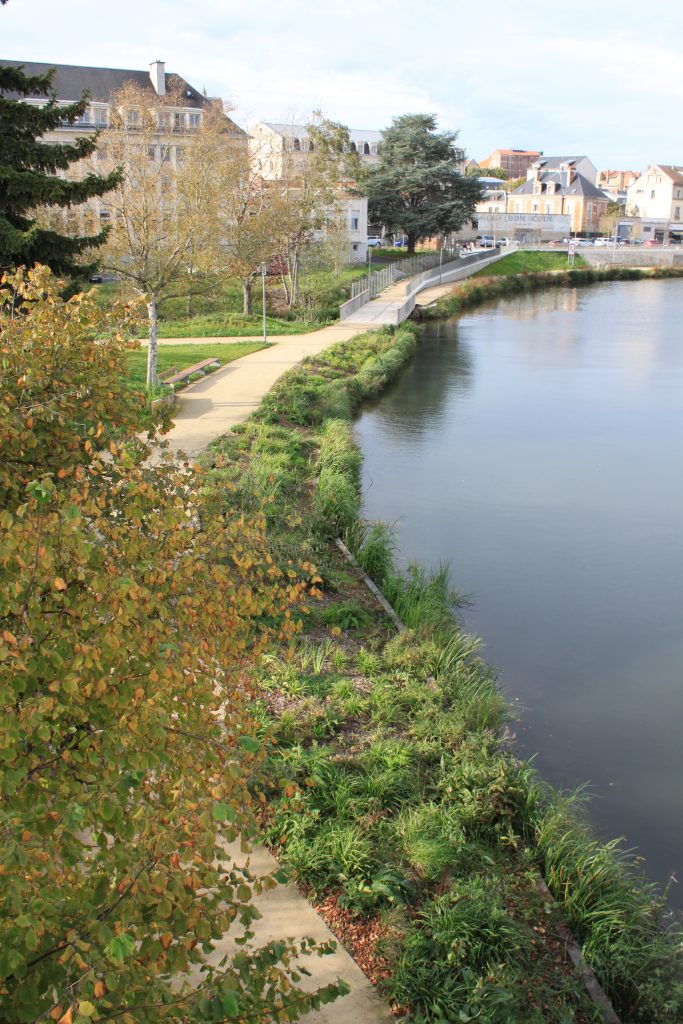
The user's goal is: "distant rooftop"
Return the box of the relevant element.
[262,122,382,143]
[0,58,209,109]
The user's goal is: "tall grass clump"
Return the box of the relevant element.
[523,791,683,1023]
[345,520,396,587]
[383,562,462,632]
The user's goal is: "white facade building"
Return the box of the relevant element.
[250,121,372,262]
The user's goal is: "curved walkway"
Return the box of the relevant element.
[162,321,374,456]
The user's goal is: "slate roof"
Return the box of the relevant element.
[0,59,208,109]
[263,122,382,144]
[511,169,607,199]
[658,165,683,186]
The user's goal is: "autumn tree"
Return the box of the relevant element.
[0,266,344,1023]
[95,84,222,386]
[0,63,121,279]
[185,108,287,316]
[259,114,359,309]
[363,114,483,252]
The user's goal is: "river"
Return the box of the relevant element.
[355,279,683,908]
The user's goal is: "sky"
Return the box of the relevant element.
[2,0,683,171]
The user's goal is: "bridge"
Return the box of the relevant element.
[340,248,509,326]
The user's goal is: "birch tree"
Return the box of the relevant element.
[97,84,212,386]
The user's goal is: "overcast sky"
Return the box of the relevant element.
[3,0,682,171]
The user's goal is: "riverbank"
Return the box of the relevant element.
[198,317,683,1022]
[414,262,683,322]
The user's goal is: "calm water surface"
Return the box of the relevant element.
[355,280,683,906]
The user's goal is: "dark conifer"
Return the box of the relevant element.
[0,64,122,277]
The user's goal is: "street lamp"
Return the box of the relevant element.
[260,262,267,343]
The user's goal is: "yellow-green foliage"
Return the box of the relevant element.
[0,268,344,1022]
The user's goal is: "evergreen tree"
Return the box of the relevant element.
[0,64,122,277]
[363,113,483,252]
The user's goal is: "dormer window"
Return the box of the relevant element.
[363,142,370,155]
[293,137,301,151]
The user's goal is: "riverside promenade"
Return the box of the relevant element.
[151,257,503,1022]
[161,248,505,456]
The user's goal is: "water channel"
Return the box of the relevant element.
[355,279,683,909]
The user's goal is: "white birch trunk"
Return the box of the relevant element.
[146,293,159,388]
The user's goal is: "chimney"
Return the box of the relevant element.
[528,161,542,182]
[149,60,166,96]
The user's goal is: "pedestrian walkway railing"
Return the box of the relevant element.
[350,249,460,302]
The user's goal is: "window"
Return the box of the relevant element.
[175,146,185,162]
[651,190,656,199]
[532,203,539,212]
[158,112,172,128]
[363,142,370,155]
[147,145,157,161]
[99,210,110,221]
[96,145,108,161]
[93,106,108,125]
[675,207,681,220]
[293,137,301,151]
[350,142,357,152]
[351,216,359,229]
[128,109,140,127]
[174,112,184,130]
[188,112,201,129]
[308,140,314,152]
[370,144,378,155]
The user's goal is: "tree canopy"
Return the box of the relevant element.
[362,114,482,252]
[0,64,121,278]
[0,266,343,1022]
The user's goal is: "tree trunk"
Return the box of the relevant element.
[146,293,159,388]
[243,279,253,315]
[407,232,417,254]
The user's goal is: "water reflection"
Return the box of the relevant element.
[356,279,683,907]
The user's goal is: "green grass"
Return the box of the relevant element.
[473,251,587,275]
[123,341,267,390]
[155,314,321,338]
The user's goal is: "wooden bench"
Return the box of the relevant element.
[157,366,178,382]
[161,358,220,389]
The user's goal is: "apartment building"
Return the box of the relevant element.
[250,121,373,261]
[509,160,609,235]
[479,148,543,178]
[625,165,683,242]
[0,58,246,224]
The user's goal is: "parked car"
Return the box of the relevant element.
[643,238,662,247]
[593,237,611,247]
[367,236,382,247]
[393,237,408,247]
[547,239,566,247]
[478,235,497,248]
[497,237,512,246]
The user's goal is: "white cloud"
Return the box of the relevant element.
[2,0,683,168]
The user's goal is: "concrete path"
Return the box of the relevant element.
[162,321,373,456]
[342,280,410,325]
[206,843,393,1023]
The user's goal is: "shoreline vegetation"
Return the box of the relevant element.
[198,261,683,1022]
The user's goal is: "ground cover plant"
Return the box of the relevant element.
[199,318,683,1023]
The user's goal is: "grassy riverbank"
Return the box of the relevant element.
[417,263,683,322]
[199,323,683,1022]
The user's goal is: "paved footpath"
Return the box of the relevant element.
[161,322,374,456]
[157,322,393,1021]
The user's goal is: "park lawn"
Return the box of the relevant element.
[124,341,268,390]
[474,250,587,275]
[156,314,323,338]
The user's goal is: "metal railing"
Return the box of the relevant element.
[350,249,460,302]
